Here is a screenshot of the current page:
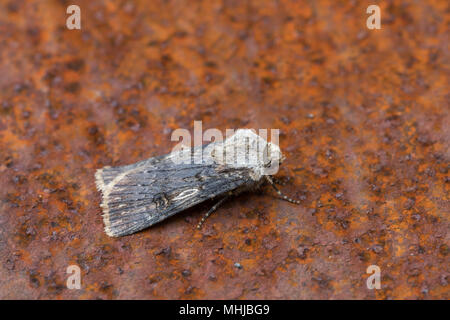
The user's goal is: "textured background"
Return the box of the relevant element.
[0,0,448,299]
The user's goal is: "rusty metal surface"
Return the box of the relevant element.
[0,0,448,299]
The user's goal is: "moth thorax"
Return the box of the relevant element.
[211,129,283,179]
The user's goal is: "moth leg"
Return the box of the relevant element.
[265,176,301,204]
[271,177,287,186]
[197,195,230,229]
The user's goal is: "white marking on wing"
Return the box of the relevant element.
[173,188,199,201]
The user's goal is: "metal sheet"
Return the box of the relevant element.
[0,0,448,299]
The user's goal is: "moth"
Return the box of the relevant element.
[95,129,299,237]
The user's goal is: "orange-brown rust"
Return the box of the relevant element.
[0,0,448,299]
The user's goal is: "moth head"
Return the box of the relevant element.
[263,142,284,168]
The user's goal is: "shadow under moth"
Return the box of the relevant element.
[95,129,299,237]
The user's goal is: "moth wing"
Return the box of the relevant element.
[96,154,253,237]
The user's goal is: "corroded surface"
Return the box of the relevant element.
[0,0,448,299]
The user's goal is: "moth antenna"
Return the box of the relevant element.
[265,176,301,204]
[197,195,230,229]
